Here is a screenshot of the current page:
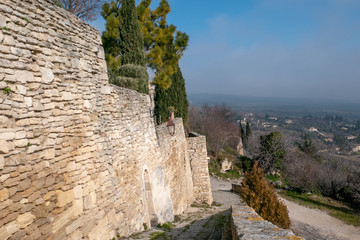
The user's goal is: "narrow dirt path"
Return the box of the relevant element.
[125,177,239,240]
[281,197,360,240]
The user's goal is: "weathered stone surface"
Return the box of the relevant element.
[56,190,74,208]
[0,155,4,170]
[61,92,73,101]
[14,139,28,148]
[14,70,34,84]
[231,204,304,240]
[0,140,11,153]
[16,212,36,229]
[40,67,54,84]
[0,130,15,140]
[0,188,9,201]
[3,35,15,46]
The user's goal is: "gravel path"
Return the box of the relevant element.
[281,197,360,240]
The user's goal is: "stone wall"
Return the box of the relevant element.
[231,204,304,240]
[187,132,213,205]
[0,0,211,239]
[231,184,304,240]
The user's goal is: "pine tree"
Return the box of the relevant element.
[102,0,148,93]
[240,162,290,229]
[154,65,188,124]
[137,0,189,89]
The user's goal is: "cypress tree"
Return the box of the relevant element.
[102,0,148,93]
[245,121,252,139]
[240,162,291,229]
[154,65,189,124]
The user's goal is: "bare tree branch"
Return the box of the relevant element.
[60,0,104,21]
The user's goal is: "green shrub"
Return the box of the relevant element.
[240,162,291,229]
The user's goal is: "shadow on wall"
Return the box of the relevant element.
[144,166,174,225]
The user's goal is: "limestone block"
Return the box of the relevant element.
[73,185,83,199]
[0,14,6,29]
[0,188,9,201]
[14,70,34,84]
[15,131,26,140]
[6,220,19,235]
[24,97,32,107]
[0,140,11,153]
[61,92,73,101]
[56,190,74,208]
[84,100,91,109]
[100,86,111,95]
[0,31,4,43]
[0,225,10,240]
[69,230,83,240]
[72,199,83,217]
[0,80,6,89]
[43,191,56,201]
[40,67,54,84]
[3,35,15,46]
[16,212,36,229]
[43,149,55,159]
[52,208,74,234]
[14,139,28,148]
[84,191,96,209]
[0,155,4,170]
[11,47,22,56]
[71,58,80,68]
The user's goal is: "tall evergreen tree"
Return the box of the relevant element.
[246,121,252,139]
[240,122,245,144]
[102,0,148,93]
[154,65,188,124]
[137,0,189,89]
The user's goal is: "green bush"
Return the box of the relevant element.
[110,64,148,93]
[240,162,291,229]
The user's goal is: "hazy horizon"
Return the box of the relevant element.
[91,0,360,102]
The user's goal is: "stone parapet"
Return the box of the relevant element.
[231,183,304,240]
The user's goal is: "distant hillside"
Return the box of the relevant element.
[188,93,360,119]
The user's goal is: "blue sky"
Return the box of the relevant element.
[90,0,360,102]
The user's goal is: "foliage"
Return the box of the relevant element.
[257,132,285,173]
[149,231,168,240]
[137,0,189,89]
[239,156,254,172]
[52,0,63,7]
[188,104,239,156]
[109,64,148,92]
[102,0,149,93]
[157,222,175,231]
[240,162,291,229]
[245,121,252,139]
[283,148,360,208]
[296,133,317,157]
[60,0,103,21]
[154,66,188,124]
[3,86,11,95]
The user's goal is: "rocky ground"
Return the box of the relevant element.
[124,177,360,240]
